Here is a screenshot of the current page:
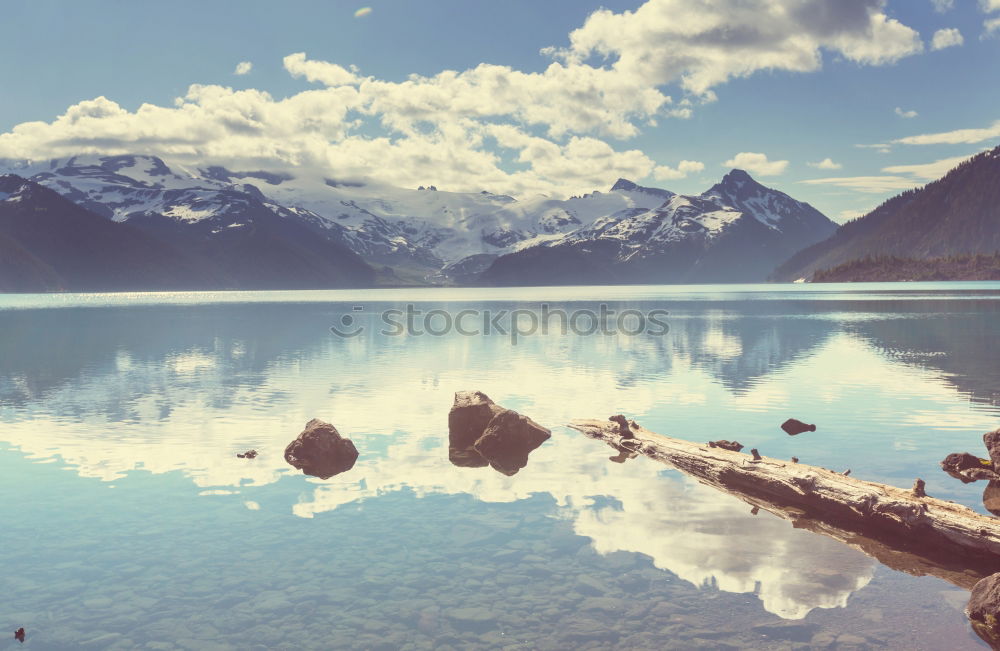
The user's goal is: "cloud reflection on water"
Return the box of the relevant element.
[1,294,999,621]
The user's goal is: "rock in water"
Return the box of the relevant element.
[984,481,1000,517]
[968,572,1000,648]
[985,428,1000,470]
[448,391,505,449]
[940,452,999,483]
[284,419,359,479]
[447,391,551,475]
[14,628,25,643]
[448,446,489,469]
[474,409,551,476]
[781,418,816,436]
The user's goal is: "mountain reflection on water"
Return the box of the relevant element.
[1,284,999,645]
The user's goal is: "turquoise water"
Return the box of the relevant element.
[2,283,999,649]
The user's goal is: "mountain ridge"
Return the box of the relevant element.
[773,146,1000,281]
[0,155,843,290]
[477,170,838,285]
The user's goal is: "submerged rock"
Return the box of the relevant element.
[448,446,488,469]
[14,628,24,643]
[968,572,1000,648]
[236,449,258,459]
[941,452,999,483]
[781,418,816,436]
[284,419,359,479]
[447,391,551,475]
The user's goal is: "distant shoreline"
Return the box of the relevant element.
[812,254,1000,283]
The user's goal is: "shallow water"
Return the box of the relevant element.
[2,282,999,649]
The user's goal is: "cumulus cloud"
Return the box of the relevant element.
[234,61,253,76]
[808,157,842,170]
[931,0,954,11]
[723,152,788,176]
[895,107,918,119]
[931,28,964,49]
[983,0,1000,11]
[0,0,926,198]
[551,0,922,97]
[653,159,704,180]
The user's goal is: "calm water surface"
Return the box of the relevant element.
[2,282,999,650]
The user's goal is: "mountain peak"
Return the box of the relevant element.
[720,169,755,185]
[610,178,674,200]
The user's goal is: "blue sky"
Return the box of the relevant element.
[1,0,999,221]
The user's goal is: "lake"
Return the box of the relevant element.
[2,282,999,650]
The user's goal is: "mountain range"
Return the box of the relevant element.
[2,147,996,291]
[480,171,837,285]
[0,154,842,291]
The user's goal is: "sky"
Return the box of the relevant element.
[1,0,999,222]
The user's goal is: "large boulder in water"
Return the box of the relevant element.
[285,419,359,479]
[447,391,551,475]
[449,391,505,449]
[968,572,1000,648]
[474,409,551,476]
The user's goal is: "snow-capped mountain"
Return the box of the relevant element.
[0,155,678,283]
[0,155,836,288]
[478,170,838,285]
[0,168,374,292]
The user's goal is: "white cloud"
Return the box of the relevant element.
[839,209,867,220]
[985,17,1000,38]
[895,107,918,119]
[892,119,1000,145]
[855,143,892,154]
[931,28,963,50]
[553,0,922,98]
[283,52,358,87]
[808,157,842,170]
[931,0,954,11]
[234,61,253,76]
[653,159,704,180]
[723,152,788,176]
[881,153,973,180]
[801,152,975,194]
[800,175,919,193]
[982,0,1000,12]
[0,0,926,198]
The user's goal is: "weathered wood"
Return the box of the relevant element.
[569,418,1000,587]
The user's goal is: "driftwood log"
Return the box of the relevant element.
[569,418,1000,589]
